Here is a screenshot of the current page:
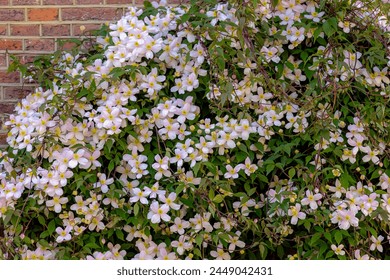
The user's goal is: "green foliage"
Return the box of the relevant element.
[0,0,389,260]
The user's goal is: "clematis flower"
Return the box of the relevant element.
[147,201,170,223]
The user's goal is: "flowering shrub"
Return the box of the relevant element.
[1,0,390,260]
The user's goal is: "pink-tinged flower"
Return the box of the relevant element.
[210,244,231,260]
[170,217,190,235]
[328,179,346,198]
[45,183,64,197]
[240,157,258,175]
[156,247,177,260]
[370,235,384,252]
[190,44,206,65]
[152,155,171,180]
[343,50,362,70]
[224,164,241,179]
[301,190,322,210]
[130,187,151,204]
[159,192,180,210]
[56,226,72,243]
[88,214,105,232]
[93,173,114,193]
[169,148,187,167]
[185,171,201,186]
[279,10,294,26]
[171,235,192,255]
[348,134,365,155]
[69,149,88,169]
[338,210,359,230]
[331,244,345,256]
[378,173,390,190]
[83,150,102,170]
[144,182,165,199]
[288,203,306,225]
[354,249,369,260]
[228,231,245,253]
[195,136,215,154]
[361,146,380,164]
[341,148,356,163]
[289,26,305,42]
[304,6,325,22]
[338,21,356,33]
[147,201,170,223]
[46,195,68,213]
[53,149,74,173]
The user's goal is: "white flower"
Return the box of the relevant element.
[331,244,345,255]
[370,235,384,252]
[147,201,170,223]
[288,203,306,225]
[56,226,72,243]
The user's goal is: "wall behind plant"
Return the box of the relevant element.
[0,0,183,145]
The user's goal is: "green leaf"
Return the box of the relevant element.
[216,57,225,70]
[266,163,275,175]
[175,184,185,195]
[288,168,296,178]
[310,232,322,246]
[325,250,334,259]
[38,215,46,226]
[300,51,309,61]
[334,231,343,244]
[324,232,332,243]
[3,210,13,225]
[104,139,114,154]
[208,188,215,201]
[195,234,203,247]
[108,160,115,173]
[323,18,337,37]
[40,231,50,239]
[213,194,224,204]
[115,230,124,241]
[193,162,201,176]
[259,242,268,259]
[133,204,139,217]
[236,151,247,162]
[48,220,56,235]
[318,244,328,258]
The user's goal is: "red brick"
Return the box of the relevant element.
[0,0,9,5]
[0,103,15,114]
[42,24,71,37]
[3,87,34,100]
[0,133,7,146]
[0,25,7,36]
[13,54,37,65]
[0,40,23,51]
[0,9,25,22]
[61,8,123,21]
[0,54,6,68]
[12,0,40,5]
[75,0,104,4]
[57,40,77,51]
[28,8,59,21]
[0,71,20,83]
[106,0,133,4]
[25,39,55,51]
[135,0,187,4]
[73,23,102,36]
[0,103,17,114]
[167,0,189,3]
[42,0,73,4]
[11,24,40,36]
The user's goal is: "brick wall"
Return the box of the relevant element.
[0,0,183,146]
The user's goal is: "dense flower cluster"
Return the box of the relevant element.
[0,0,389,260]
